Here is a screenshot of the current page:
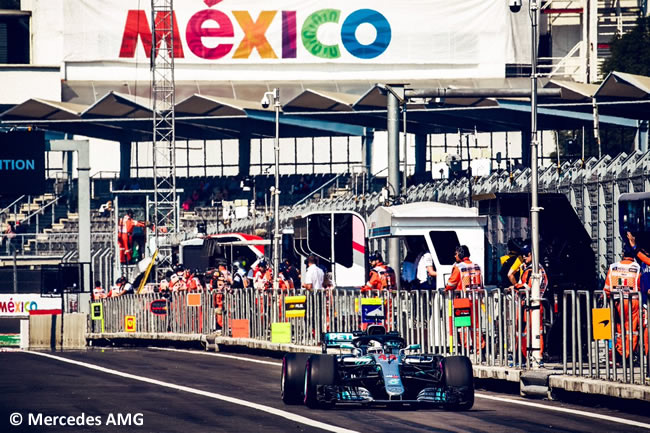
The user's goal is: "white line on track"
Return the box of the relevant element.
[26,351,358,433]
[474,393,650,430]
[151,348,650,430]
[151,347,282,366]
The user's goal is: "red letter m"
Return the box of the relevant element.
[119,10,184,58]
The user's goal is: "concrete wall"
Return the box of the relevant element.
[29,313,87,350]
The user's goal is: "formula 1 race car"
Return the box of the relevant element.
[280,325,474,410]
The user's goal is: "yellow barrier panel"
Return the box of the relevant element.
[271,322,292,344]
[125,315,136,333]
[285,295,306,318]
[361,297,383,305]
[91,302,104,333]
[592,308,612,340]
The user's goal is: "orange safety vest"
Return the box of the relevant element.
[93,286,106,300]
[456,261,483,291]
[373,264,396,290]
[518,263,549,296]
[604,260,640,294]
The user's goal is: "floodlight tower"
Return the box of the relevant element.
[151,0,178,276]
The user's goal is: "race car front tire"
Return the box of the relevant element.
[281,353,310,405]
[442,355,474,411]
[304,355,337,409]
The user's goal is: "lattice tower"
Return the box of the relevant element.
[151,0,177,277]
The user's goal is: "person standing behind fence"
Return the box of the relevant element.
[283,258,301,289]
[231,261,248,289]
[626,231,650,305]
[361,251,396,292]
[415,246,437,290]
[445,245,483,292]
[603,244,642,360]
[445,245,484,351]
[514,243,549,359]
[302,255,324,291]
[253,260,271,290]
[118,210,147,264]
[93,280,107,301]
[278,263,295,290]
[500,238,524,287]
[109,276,131,298]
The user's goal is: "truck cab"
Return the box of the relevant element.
[367,202,487,289]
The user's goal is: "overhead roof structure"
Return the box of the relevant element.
[1,72,648,142]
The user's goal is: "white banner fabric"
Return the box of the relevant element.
[55,0,514,78]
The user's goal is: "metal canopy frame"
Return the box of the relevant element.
[1,72,649,142]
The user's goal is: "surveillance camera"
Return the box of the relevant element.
[509,0,522,12]
[261,94,270,109]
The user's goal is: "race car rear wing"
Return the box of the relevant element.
[321,331,363,353]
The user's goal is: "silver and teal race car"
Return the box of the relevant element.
[281,325,474,410]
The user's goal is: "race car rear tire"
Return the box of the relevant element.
[304,355,337,409]
[442,355,474,411]
[281,353,310,405]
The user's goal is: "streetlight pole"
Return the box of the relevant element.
[263,88,281,291]
[529,0,543,367]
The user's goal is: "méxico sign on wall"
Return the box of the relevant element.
[60,0,515,80]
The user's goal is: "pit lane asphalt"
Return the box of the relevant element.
[1,348,649,433]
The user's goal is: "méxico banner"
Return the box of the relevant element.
[59,0,515,80]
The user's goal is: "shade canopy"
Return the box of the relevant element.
[1,73,648,142]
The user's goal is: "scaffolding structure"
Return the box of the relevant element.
[151,0,178,276]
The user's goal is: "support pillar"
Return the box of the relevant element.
[387,86,402,200]
[637,120,649,153]
[238,131,251,177]
[49,140,91,311]
[387,85,403,289]
[521,130,532,167]
[414,133,427,181]
[362,128,374,183]
[119,141,132,179]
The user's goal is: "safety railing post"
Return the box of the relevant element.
[562,290,570,374]
[614,291,628,382]
[579,291,593,376]
[641,291,648,384]
[574,289,584,376]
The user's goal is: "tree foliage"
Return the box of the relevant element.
[602,16,650,77]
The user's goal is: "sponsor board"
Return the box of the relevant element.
[0,294,62,317]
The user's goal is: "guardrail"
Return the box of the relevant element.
[92,287,650,385]
[92,287,558,369]
[563,289,649,385]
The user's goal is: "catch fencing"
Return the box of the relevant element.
[91,287,650,385]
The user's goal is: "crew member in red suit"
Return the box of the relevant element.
[118,209,147,264]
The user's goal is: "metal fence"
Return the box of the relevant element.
[563,289,649,385]
[92,287,650,385]
[92,287,554,368]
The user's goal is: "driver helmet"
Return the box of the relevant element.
[367,339,383,354]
